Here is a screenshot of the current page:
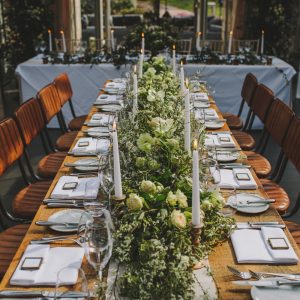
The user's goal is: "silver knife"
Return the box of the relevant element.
[236,222,286,229]
[43,198,84,203]
[47,203,84,208]
[232,280,300,287]
[0,290,89,298]
[35,221,79,227]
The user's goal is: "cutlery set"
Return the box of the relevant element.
[0,290,91,298]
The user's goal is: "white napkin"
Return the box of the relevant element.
[214,168,257,189]
[71,137,110,155]
[231,228,298,264]
[106,82,126,89]
[195,109,219,120]
[86,113,113,126]
[51,175,101,199]
[190,92,209,102]
[95,94,119,103]
[205,134,236,148]
[11,245,84,286]
[261,227,299,263]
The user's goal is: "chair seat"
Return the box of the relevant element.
[232,130,255,150]
[68,115,87,131]
[37,152,67,179]
[221,112,243,130]
[55,131,78,151]
[259,179,290,215]
[244,151,271,178]
[284,221,300,248]
[12,180,52,219]
[0,223,30,279]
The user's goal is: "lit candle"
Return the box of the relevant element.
[111,29,115,51]
[184,79,191,153]
[48,29,52,52]
[228,30,233,54]
[192,139,201,227]
[261,30,264,54]
[180,61,185,92]
[112,121,123,198]
[133,65,138,116]
[172,44,176,74]
[60,30,67,52]
[141,32,145,54]
[139,49,143,79]
[196,32,202,52]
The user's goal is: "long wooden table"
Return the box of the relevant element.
[1,84,300,300]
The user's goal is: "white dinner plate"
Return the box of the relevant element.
[48,209,86,232]
[73,158,100,172]
[86,128,110,138]
[205,121,225,129]
[100,105,122,112]
[227,193,269,214]
[194,102,210,109]
[209,150,239,162]
[251,286,300,300]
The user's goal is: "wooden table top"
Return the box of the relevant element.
[1,87,299,300]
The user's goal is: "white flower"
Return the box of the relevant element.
[176,190,188,208]
[137,133,155,152]
[170,210,187,229]
[166,191,177,206]
[140,180,157,194]
[126,193,143,211]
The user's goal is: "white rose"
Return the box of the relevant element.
[176,190,188,208]
[140,180,157,194]
[166,191,177,206]
[170,210,187,229]
[126,193,143,211]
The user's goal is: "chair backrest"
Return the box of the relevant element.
[201,40,224,53]
[264,98,294,146]
[14,98,46,146]
[37,83,62,124]
[0,118,24,176]
[282,116,300,173]
[241,73,258,105]
[233,39,259,54]
[177,39,192,55]
[250,83,274,123]
[54,73,73,106]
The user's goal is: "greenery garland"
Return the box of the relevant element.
[111,57,235,299]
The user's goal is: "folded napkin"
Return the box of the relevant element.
[231,228,298,264]
[195,108,219,120]
[95,94,118,103]
[86,113,113,126]
[11,245,84,286]
[106,82,126,89]
[190,92,209,102]
[213,168,257,189]
[71,137,110,155]
[51,175,101,199]
[205,133,236,148]
[112,78,127,83]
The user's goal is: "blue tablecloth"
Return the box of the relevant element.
[16,56,295,129]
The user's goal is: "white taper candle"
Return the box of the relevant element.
[48,29,52,52]
[192,139,201,226]
[184,79,191,153]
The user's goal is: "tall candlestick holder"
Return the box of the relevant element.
[192,225,202,246]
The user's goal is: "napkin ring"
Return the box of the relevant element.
[192,225,202,247]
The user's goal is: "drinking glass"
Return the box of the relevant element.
[200,158,220,190]
[219,184,237,217]
[102,166,114,212]
[55,267,90,299]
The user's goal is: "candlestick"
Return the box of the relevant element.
[261,30,264,54]
[133,66,138,116]
[141,32,145,54]
[180,61,185,92]
[48,29,52,52]
[172,44,176,75]
[112,122,123,198]
[111,29,115,51]
[196,31,202,52]
[60,30,67,52]
[192,139,201,227]
[138,49,144,79]
[228,30,233,54]
[184,79,191,153]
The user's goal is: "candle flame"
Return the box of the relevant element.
[262,30,264,34]
[141,32,144,38]
[173,44,176,50]
[193,139,198,150]
[185,78,189,89]
[181,61,183,67]
[197,31,202,37]
[113,121,116,131]
[230,30,233,35]
[111,29,114,33]
[140,48,143,54]
[60,30,64,35]
[48,29,51,33]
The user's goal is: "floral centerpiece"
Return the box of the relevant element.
[111,57,235,299]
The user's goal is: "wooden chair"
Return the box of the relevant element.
[177,39,192,55]
[0,118,52,220]
[14,98,67,179]
[37,83,78,152]
[54,73,87,131]
[201,39,224,53]
[232,39,260,54]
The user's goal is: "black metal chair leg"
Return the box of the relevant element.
[69,99,77,118]
[40,131,50,154]
[57,113,67,133]
[242,109,253,131]
[44,127,56,152]
[23,149,42,181]
[272,155,288,183]
[17,159,31,185]
[246,112,256,132]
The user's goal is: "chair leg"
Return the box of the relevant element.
[242,109,253,131]
[282,193,300,218]
[40,131,50,155]
[237,99,245,118]
[57,113,67,133]
[268,151,284,180]
[246,112,256,132]
[258,133,270,155]
[69,100,77,118]
[44,127,56,152]
[272,155,288,183]
[23,149,42,181]
[17,159,31,185]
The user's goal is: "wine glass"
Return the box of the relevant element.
[220,184,237,217]
[102,165,114,212]
[200,158,220,190]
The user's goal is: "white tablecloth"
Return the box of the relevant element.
[185,57,296,129]
[16,56,295,129]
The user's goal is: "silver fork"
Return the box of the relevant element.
[30,235,86,247]
[249,270,300,281]
[227,266,252,279]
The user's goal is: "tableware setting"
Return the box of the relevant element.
[205,133,236,148]
[64,157,107,172]
[195,108,219,120]
[84,113,114,127]
[204,119,226,129]
[209,150,240,162]
[69,138,110,156]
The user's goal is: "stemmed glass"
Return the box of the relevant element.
[102,165,114,213]
[200,158,220,190]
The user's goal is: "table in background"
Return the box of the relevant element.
[185,57,296,129]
